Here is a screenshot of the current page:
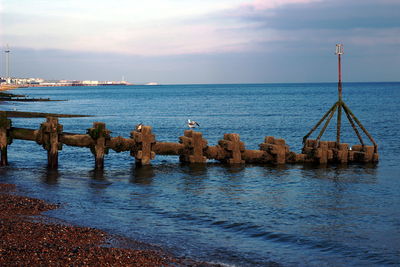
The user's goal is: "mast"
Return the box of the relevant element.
[335,44,344,144]
[5,44,11,81]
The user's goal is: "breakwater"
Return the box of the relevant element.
[2,83,398,267]
[0,113,378,169]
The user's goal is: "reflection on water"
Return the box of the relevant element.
[262,164,291,178]
[89,169,106,181]
[181,163,208,177]
[130,165,155,185]
[224,164,246,174]
[300,164,378,184]
[41,168,60,185]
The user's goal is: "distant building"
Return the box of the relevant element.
[82,80,99,86]
[145,82,159,86]
[1,76,131,87]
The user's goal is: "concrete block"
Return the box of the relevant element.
[337,150,348,163]
[328,141,337,149]
[348,151,355,161]
[274,138,286,146]
[327,150,333,160]
[306,139,317,147]
[353,151,364,161]
[319,141,329,150]
[295,153,306,162]
[302,147,314,157]
[339,143,349,150]
[364,146,374,162]
[265,136,275,144]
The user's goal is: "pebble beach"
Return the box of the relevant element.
[0,183,216,266]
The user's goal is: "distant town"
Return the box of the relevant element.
[1,46,158,90]
[0,76,133,89]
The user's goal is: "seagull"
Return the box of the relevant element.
[187,119,200,129]
[135,122,143,132]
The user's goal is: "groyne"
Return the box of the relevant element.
[0,113,378,169]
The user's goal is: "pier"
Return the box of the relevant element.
[0,112,378,169]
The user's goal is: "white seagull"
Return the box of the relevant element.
[135,122,143,132]
[187,119,200,129]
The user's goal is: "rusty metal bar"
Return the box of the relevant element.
[336,102,342,146]
[342,102,378,152]
[342,105,365,147]
[303,101,338,144]
[338,54,343,100]
[315,103,338,147]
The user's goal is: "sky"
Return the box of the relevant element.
[0,0,399,84]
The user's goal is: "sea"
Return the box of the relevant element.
[0,83,399,267]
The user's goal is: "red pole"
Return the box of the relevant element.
[336,45,343,146]
[338,53,342,100]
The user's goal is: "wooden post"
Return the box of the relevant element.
[131,125,155,166]
[87,122,110,169]
[0,112,11,166]
[39,117,63,168]
[218,133,245,164]
[0,134,7,166]
[179,130,208,163]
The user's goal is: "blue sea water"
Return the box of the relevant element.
[1,83,399,266]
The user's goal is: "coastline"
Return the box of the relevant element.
[0,82,130,91]
[0,183,216,266]
[0,85,22,91]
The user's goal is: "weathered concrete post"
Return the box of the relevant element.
[0,112,11,166]
[179,130,208,163]
[131,125,155,166]
[87,122,111,169]
[336,143,349,164]
[314,141,330,164]
[38,117,63,168]
[350,144,377,163]
[218,133,245,164]
[259,136,289,165]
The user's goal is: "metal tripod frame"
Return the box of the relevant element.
[302,45,378,153]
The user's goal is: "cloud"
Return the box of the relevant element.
[1,0,233,55]
[2,0,400,57]
[214,0,400,57]
[2,0,400,83]
[233,0,400,30]
[241,0,319,10]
